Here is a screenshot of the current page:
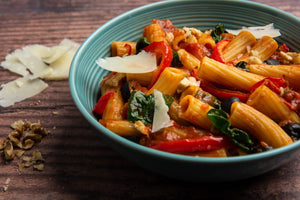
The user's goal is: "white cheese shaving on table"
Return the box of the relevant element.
[96,50,157,73]
[151,89,173,133]
[0,76,48,107]
[226,23,281,39]
[0,38,80,107]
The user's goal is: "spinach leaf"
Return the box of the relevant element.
[171,50,183,67]
[211,23,226,43]
[136,37,150,53]
[127,90,174,124]
[207,108,253,152]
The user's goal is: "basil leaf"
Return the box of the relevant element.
[207,108,254,152]
[127,90,173,124]
[211,23,226,43]
[229,128,254,152]
[207,109,230,133]
[171,50,183,67]
[136,37,150,53]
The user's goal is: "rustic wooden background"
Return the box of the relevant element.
[0,0,299,199]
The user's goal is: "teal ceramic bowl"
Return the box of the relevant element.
[69,0,300,182]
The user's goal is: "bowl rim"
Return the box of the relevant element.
[69,0,300,164]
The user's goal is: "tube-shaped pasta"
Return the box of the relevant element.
[111,41,137,57]
[99,120,141,136]
[102,90,124,120]
[249,36,278,61]
[177,49,200,71]
[147,67,187,95]
[247,85,300,123]
[172,32,185,51]
[168,101,191,125]
[143,24,166,43]
[229,102,293,148]
[180,85,199,101]
[222,30,257,62]
[198,57,264,92]
[248,64,300,90]
[178,95,213,130]
[126,71,154,86]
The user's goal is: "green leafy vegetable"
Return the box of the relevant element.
[235,61,249,72]
[136,37,150,53]
[127,90,174,124]
[211,23,226,43]
[171,50,183,67]
[207,109,254,152]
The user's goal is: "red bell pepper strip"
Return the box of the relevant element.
[93,91,115,115]
[144,41,173,88]
[149,136,228,153]
[184,43,211,61]
[211,39,231,63]
[250,77,288,95]
[200,80,249,102]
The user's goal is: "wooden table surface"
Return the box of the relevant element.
[0,0,299,199]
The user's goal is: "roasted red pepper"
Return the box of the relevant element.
[144,41,173,88]
[149,136,228,153]
[200,80,249,102]
[250,77,288,95]
[211,39,231,63]
[184,43,211,61]
[93,91,115,115]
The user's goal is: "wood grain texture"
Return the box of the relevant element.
[0,0,299,199]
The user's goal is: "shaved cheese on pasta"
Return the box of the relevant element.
[96,50,157,73]
[152,89,173,133]
[0,76,48,107]
[226,23,281,39]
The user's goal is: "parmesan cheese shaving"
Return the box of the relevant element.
[151,89,173,133]
[0,76,48,107]
[96,50,157,73]
[1,53,29,76]
[14,48,53,79]
[0,38,80,107]
[226,23,281,39]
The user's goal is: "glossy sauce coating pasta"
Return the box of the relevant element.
[94,19,300,157]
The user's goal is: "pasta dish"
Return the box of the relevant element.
[93,19,300,157]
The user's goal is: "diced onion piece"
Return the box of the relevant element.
[96,50,157,73]
[152,89,173,133]
[226,23,281,39]
[0,76,48,107]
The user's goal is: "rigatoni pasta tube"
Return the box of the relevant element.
[177,49,200,71]
[198,57,264,92]
[247,85,300,123]
[99,120,141,136]
[147,67,186,96]
[111,41,137,57]
[102,90,124,120]
[143,24,166,43]
[222,30,257,62]
[249,36,278,61]
[248,64,300,90]
[126,71,153,86]
[229,102,293,148]
[178,95,213,130]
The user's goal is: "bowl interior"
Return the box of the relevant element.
[69,0,300,180]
